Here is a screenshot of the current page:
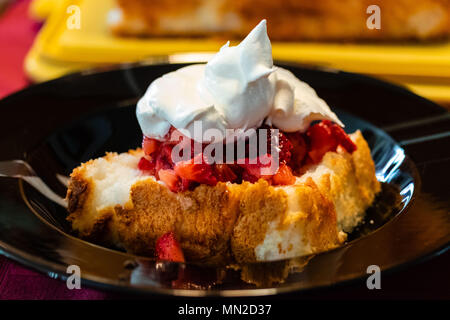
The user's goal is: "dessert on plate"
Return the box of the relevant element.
[67,20,380,265]
[108,0,450,41]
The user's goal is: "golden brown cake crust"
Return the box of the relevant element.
[296,179,341,253]
[231,178,341,263]
[115,181,241,265]
[351,131,382,202]
[230,180,288,262]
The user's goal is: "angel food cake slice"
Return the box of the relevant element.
[66,21,380,265]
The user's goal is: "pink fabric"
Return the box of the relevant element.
[0,0,35,97]
[0,0,114,300]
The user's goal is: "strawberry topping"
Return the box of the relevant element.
[213,164,238,183]
[174,154,218,186]
[155,231,185,263]
[238,154,275,183]
[138,157,156,174]
[285,131,308,171]
[138,121,356,192]
[158,169,180,192]
[327,120,357,153]
[306,121,339,163]
[142,136,160,156]
[272,163,296,185]
[306,120,357,163]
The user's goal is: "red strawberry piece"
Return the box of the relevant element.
[155,231,185,263]
[155,144,175,173]
[272,163,296,185]
[327,121,357,153]
[238,154,275,182]
[142,136,160,156]
[241,170,259,183]
[138,156,156,174]
[285,131,307,169]
[213,164,238,182]
[174,155,217,186]
[166,127,187,145]
[179,177,193,192]
[260,126,293,164]
[168,128,184,143]
[278,131,293,164]
[158,169,180,192]
[306,121,338,163]
[168,127,196,158]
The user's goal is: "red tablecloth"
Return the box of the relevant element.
[0,0,116,300]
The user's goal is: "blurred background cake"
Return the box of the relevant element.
[4,0,448,107]
[109,0,450,41]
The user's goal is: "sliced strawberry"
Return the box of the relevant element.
[138,156,156,174]
[306,121,338,163]
[272,163,296,185]
[174,155,217,186]
[306,120,357,163]
[326,121,357,153]
[158,169,180,192]
[155,144,175,173]
[155,231,185,263]
[142,136,160,156]
[167,127,187,145]
[139,123,354,188]
[179,177,193,192]
[259,126,292,164]
[278,131,293,164]
[213,164,238,182]
[285,131,307,170]
[238,154,275,182]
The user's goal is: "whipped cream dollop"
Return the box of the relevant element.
[137,20,343,142]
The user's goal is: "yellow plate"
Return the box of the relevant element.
[25,43,450,106]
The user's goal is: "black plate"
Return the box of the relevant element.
[0,61,449,296]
